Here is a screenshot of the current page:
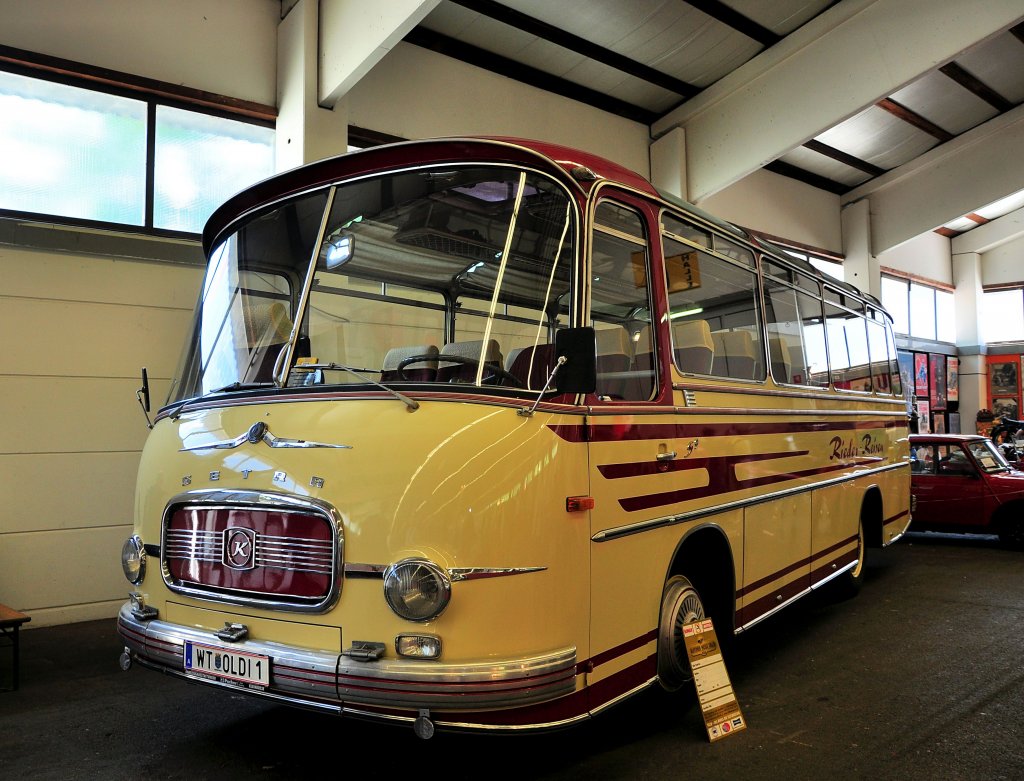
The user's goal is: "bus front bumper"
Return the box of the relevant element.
[117,602,577,719]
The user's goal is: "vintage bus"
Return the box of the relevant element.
[118,137,911,737]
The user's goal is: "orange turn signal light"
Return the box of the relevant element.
[566,496,595,512]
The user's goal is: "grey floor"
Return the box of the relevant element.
[2,531,1022,780]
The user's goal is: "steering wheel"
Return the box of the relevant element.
[398,353,520,386]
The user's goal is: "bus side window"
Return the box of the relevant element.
[762,270,829,387]
[591,201,656,401]
[662,214,762,381]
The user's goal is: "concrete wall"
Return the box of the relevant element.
[344,42,652,178]
[878,231,953,286]
[0,246,202,625]
[0,0,280,106]
[696,167,842,254]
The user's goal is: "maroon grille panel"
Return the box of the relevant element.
[164,506,334,603]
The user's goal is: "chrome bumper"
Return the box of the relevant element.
[117,603,577,715]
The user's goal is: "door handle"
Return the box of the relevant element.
[657,451,677,462]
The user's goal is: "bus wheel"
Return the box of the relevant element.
[657,575,705,692]
[831,520,865,599]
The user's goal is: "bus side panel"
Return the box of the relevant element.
[738,493,811,627]
[810,480,864,586]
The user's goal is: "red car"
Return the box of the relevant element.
[910,433,1024,547]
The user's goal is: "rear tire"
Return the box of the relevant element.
[657,575,706,692]
[830,519,865,600]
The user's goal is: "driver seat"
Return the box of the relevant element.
[380,345,439,382]
[438,339,503,383]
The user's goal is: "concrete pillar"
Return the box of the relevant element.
[276,0,350,172]
[952,251,987,433]
[649,128,687,202]
[840,198,880,299]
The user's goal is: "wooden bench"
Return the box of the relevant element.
[0,604,30,692]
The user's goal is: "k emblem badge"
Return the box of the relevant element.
[223,527,257,570]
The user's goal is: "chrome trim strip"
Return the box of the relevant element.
[179,423,352,452]
[593,461,910,542]
[160,489,344,614]
[118,604,577,713]
[448,566,547,582]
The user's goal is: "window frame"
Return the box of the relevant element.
[0,45,276,240]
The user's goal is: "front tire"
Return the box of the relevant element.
[657,575,706,692]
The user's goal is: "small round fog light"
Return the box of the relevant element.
[383,559,451,622]
[121,535,146,585]
[396,634,442,659]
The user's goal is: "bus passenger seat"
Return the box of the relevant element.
[506,344,556,390]
[595,327,632,398]
[768,336,794,383]
[672,319,714,374]
[711,330,756,379]
[438,339,503,383]
[381,344,439,382]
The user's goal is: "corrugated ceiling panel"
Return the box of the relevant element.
[815,105,938,171]
[726,0,834,35]
[889,71,998,136]
[955,31,1024,105]
[776,147,870,188]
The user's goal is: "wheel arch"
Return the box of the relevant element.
[861,484,885,548]
[662,522,737,636]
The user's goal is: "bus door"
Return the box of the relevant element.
[584,194,682,691]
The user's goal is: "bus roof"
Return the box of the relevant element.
[201,135,883,313]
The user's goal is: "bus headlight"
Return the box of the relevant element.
[121,535,146,584]
[383,559,451,622]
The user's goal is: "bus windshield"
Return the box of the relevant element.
[168,165,576,403]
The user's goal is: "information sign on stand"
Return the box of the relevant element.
[683,618,746,742]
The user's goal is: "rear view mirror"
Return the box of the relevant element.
[555,327,597,394]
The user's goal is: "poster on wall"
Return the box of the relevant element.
[929,354,947,410]
[948,412,961,434]
[993,397,1019,421]
[933,414,946,434]
[946,357,959,403]
[914,353,929,397]
[989,360,1019,396]
[917,399,931,433]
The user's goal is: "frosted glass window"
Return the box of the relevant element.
[881,276,909,335]
[981,290,1024,343]
[909,283,937,340]
[936,290,955,343]
[0,71,146,224]
[155,106,274,233]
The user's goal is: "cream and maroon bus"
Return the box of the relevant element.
[118,137,911,736]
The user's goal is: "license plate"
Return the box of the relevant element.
[183,641,271,688]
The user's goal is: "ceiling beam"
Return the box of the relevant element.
[843,103,1024,254]
[876,97,954,143]
[803,139,887,178]
[762,160,848,195]
[404,27,658,124]
[653,0,1024,202]
[939,62,1014,113]
[681,0,781,47]
[446,0,699,99]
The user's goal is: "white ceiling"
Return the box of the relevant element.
[411,0,1024,239]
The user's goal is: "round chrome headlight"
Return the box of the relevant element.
[383,558,451,622]
[121,535,146,585]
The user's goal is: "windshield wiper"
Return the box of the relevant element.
[212,381,276,394]
[297,363,419,412]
